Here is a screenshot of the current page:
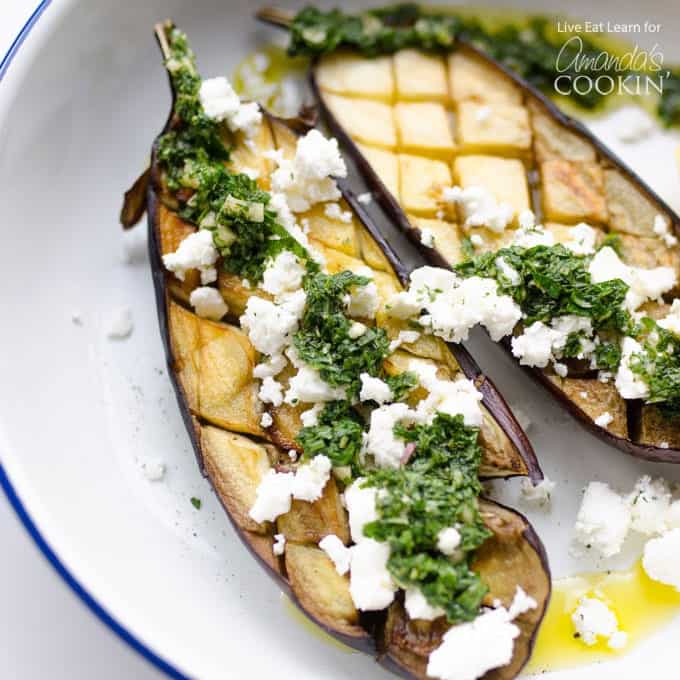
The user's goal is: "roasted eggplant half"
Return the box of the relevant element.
[121,21,550,680]
[257,6,680,464]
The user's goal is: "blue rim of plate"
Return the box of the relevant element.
[0,3,187,678]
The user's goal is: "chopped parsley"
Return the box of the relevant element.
[190,497,202,510]
[293,271,391,395]
[288,4,679,126]
[157,27,316,281]
[364,413,491,622]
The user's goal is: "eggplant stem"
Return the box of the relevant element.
[256,7,295,29]
[154,20,174,61]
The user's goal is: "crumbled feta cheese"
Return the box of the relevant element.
[163,229,219,285]
[589,246,676,312]
[427,607,519,680]
[615,337,650,400]
[240,292,306,357]
[507,586,538,620]
[189,286,228,320]
[470,233,484,247]
[273,533,286,556]
[284,365,347,404]
[594,411,613,428]
[324,201,352,223]
[291,455,331,502]
[512,222,556,249]
[348,321,367,339]
[511,322,562,368]
[260,412,273,428]
[564,223,598,255]
[269,129,347,212]
[442,185,514,233]
[253,353,287,379]
[141,459,165,482]
[405,588,446,621]
[344,479,378,542]
[267,192,311,250]
[517,210,536,231]
[241,167,260,180]
[475,105,492,123]
[495,256,520,286]
[658,299,680,337]
[249,469,295,523]
[319,534,351,575]
[571,597,626,648]
[628,476,672,536]
[357,192,373,205]
[359,373,393,405]
[288,450,298,462]
[520,477,556,506]
[349,539,396,611]
[653,214,678,247]
[347,277,380,319]
[643,528,680,590]
[615,106,655,143]
[436,527,461,555]
[398,267,522,343]
[199,77,262,137]
[660,441,670,449]
[420,227,436,248]
[553,362,568,378]
[365,403,415,468]
[105,306,134,339]
[261,250,306,297]
[300,403,324,428]
[258,376,284,406]
[388,329,421,352]
[574,482,632,557]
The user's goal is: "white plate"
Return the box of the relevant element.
[1,1,680,678]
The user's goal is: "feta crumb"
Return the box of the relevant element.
[288,449,298,462]
[643,528,680,590]
[163,229,219,285]
[653,214,678,247]
[106,306,134,339]
[628,476,671,535]
[347,277,380,319]
[357,192,372,205]
[300,403,324,428]
[615,337,650,400]
[553,362,568,378]
[285,364,346,404]
[520,477,556,506]
[365,403,415,468]
[291,455,332,502]
[260,412,273,428]
[427,605,522,680]
[442,185,513,233]
[349,539,396,611]
[324,202,352,223]
[388,329,421,352]
[359,373,393,405]
[594,411,613,428]
[261,250,306,297]
[141,459,166,482]
[470,233,484,247]
[344,479,378,543]
[273,533,286,556]
[253,353,287,379]
[249,469,294,523]
[660,441,670,449]
[564,223,597,255]
[571,597,626,648]
[258,376,284,406]
[189,286,228,320]
[269,129,347,212]
[512,221,555,248]
[420,227,436,248]
[436,527,461,556]
[319,534,351,575]
[494,256,520,286]
[517,210,536,231]
[241,166,260,181]
[199,77,262,137]
[405,587,446,621]
[658,299,680,337]
[574,482,632,557]
[348,321,367,339]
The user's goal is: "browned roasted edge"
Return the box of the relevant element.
[378,499,551,680]
[307,51,680,464]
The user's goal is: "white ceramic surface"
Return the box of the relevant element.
[1,1,680,678]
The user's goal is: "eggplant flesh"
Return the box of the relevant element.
[303,34,680,463]
[123,21,550,680]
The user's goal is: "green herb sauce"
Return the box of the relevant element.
[288,4,680,126]
[158,28,317,281]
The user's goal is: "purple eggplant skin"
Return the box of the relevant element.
[305,44,680,465]
[125,20,551,677]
